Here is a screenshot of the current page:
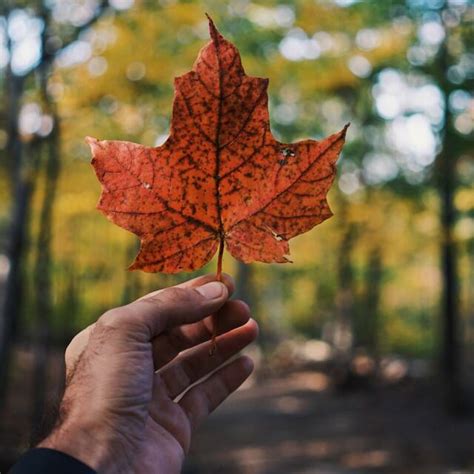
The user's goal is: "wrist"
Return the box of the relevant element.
[38,418,126,474]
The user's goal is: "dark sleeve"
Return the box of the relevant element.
[9,448,96,474]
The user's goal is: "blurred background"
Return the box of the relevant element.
[0,0,473,472]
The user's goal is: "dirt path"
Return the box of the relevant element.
[184,370,474,474]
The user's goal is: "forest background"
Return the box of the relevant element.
[0,0,472,472]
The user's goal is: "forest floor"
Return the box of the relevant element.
[1,347,474,473]
[184,368,474,474]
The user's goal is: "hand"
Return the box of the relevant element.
[39,274,258,474]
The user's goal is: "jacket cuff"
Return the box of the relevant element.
[9,447,96,474]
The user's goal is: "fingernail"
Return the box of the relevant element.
[196,282,226,300]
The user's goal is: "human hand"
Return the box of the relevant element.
[39,274,258,474]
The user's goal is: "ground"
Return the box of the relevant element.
[184,369,474,474]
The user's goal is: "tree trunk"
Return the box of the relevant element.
[0,63,31,404]
[360,245,382,355]
[31,122,61,430]
[30,4,63,427]
[435,29,463,413]
[333,214,357,356]
[329,201,359,389]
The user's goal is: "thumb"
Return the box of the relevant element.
[97,281,229,341]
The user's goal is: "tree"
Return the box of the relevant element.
[0,0,110,406]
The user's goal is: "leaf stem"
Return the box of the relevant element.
[216,235,224,281]
[210,236,225,355]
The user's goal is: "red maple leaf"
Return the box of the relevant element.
[88,16,348,277]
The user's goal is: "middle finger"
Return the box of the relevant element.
[151,299,251,369]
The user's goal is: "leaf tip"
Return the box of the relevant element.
[86,136,101,158]
[205,13,222,43]
[341,122,351,138]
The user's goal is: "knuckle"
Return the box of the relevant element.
[147,286,197,308]
[64,340,77,367]
[65,334,82,360]
[97,307,128,330]
[65,332,79,353]
[99,302,159,339]
[98,308,116,325]
[64,324,93,367]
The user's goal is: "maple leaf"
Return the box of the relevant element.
[87,16,348,276]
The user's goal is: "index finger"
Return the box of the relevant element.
[99,280,230,341]
[137,273,235,302]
